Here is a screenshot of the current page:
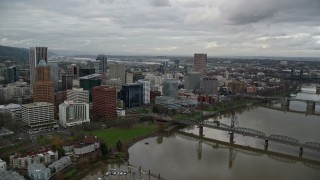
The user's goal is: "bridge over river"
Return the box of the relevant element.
[243,95,320,114]
[151,114,320,157]
[176,131,320,168]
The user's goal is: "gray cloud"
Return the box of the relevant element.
[150,0,170,7]
[220,0,320,25]
[0,0,319,57]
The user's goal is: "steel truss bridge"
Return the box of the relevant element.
[158,118,320,152]
[176,131,320,167]
[244,95,320,104]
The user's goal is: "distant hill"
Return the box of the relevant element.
[0,45,57,61]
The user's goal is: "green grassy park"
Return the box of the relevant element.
[90,123,157,147]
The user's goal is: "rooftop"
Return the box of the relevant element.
[83,135,99,144]
[79,74,101,79]
[23,102,53,108]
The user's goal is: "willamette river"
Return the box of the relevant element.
[128,86,320,180]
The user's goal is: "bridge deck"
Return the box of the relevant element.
[176,131,320,166]
[156,117,320,151]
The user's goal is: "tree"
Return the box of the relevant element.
[57,148,65,157]
[116,140,123,152]
[100,142,109,157]
[52,135,62,147]
[152,105,158,113]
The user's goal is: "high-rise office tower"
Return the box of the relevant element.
[0,66,18,83]
[61,75,73,91]
[120,83,143,109]
[88,61,100,74]
[29,47,48,90]
[70,64,79,78]
[184,72,201,91]
[138,79,150,104]
[79,74,102,101]
[33,60,54,104]
[194,53,207,76]
[92,86,117,119]
[48,61,59,92]
[97,54,108,74]
[109,63,126,85]
[163,79,178,98]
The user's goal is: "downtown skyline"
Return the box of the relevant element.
[0,0,320,57]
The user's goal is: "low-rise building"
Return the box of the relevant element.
[116,108,126,116]
[0,127,14,137]
[0,81,30,102]
[48,156,71,174]
[0,159,7,171]
[0,103,22,119]
[10,147,58,169]
[0,170,25,180]
[74,136,100,156]
[28,163,51,180]
[247,86,257,94]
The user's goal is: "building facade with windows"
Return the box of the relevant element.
[96,54,108,74]
[137,79,150,104]
[79,74,102,101]
[20,102,58,134]
[33,60,54,105]
[120,83,143,109]
[66,88,89,103]
[194,53,207,76]
[59,101,90,128]
[29,47,48,90]
[92,86,117,119]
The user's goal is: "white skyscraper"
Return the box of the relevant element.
[138,79,150,104]
[29,47,48,91]
[59,100,90,128]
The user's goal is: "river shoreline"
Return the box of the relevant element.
[79,102,261,178]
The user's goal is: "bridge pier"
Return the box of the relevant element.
[199,126,203,137]
[264,139,269,150]
[299,147,303,157]
[281,98,290,111]
[229,132,234,142]
[306,102,315,114]
[316,86,320,94]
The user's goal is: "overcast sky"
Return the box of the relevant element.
[0,0,320,57]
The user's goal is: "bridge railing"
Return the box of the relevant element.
[303,142,320,151]
[268,135,300,146]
